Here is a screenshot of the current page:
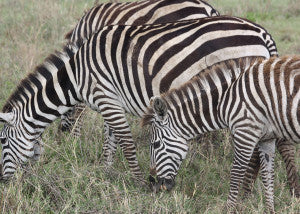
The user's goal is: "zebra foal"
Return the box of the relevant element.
[142,56,300,213]
[0,16,277,181]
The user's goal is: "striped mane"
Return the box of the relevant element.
[141,56,265,126]
[2,44,77,113]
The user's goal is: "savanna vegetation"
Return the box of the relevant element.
[0,0,299,213]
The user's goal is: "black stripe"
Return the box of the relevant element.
[160,34,267,92]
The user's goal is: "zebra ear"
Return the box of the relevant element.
[152,96,168,121]
[0,112,14,125]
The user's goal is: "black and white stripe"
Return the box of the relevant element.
[66,0,219,46]
[0,16,277,181]
[60,0,220,136]
[61,1,298,195]
[142,56,300,213]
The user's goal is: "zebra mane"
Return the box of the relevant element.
[141,56,265,126]
[63,0,125,42]
[2,43,79,113]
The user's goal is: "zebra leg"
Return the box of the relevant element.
[242,140,300,198]
[59,108,75,132]
[227,129,260,212]
[276,139,300,198]
[32,138,44,161]
[242,146,260,198]
[58,103,87,138]
[100,106,144,182]
[70,103,88,138]
[258,139,276,214]
[101,122,118,166]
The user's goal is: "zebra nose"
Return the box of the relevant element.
[151,177,175,192]
[159,177,175,191]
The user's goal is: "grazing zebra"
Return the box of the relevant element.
[58,0,299,196]
[60,0,220,136]
[0,16,277,181]
[141,56,300,213]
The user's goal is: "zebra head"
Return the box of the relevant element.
[143,97,189,191]
[0,112,42,180]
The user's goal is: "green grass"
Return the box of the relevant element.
[0,0,299,213]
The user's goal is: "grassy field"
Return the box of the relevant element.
[0,0,299,213]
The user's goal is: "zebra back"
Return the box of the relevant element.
[75,16,277,117]
[65,0,219,46]
[60,0,220,136]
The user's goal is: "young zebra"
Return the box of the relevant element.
[60,0,220,136]
[0,16,277,181]
[141,56,300,213]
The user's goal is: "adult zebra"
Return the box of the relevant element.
[57,0,299,196]
[141,56,300,213]
[60,0,220,136]
[0,16,277,181]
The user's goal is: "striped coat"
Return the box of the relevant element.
[0,16,277,181]
[59,0,220,136]
[142,56,300,213]
[59,0,298,196]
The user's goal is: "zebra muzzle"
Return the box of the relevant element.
[149,175,175,193]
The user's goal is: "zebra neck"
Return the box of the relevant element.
[2,46,81,133]
[165,57,258,139]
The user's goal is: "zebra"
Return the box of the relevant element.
[0,16,278,182]
[141,56,300,213]
[59,0,220,137]
[57,0,299,196]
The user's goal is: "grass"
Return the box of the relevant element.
[0,0,299,213]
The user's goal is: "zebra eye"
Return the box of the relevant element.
[153,141,160,149]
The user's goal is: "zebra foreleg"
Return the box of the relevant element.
[58,103,87,138]
[70,103,88,138]
[227,129,260,213]
[242,146,260,198]
[117,132,144,182]
[276,139,300,198]
[101,122,118,166]
[242,139,299,199]
[100,107,144,182]
[32,138,44,162]
[258,139,276,214]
